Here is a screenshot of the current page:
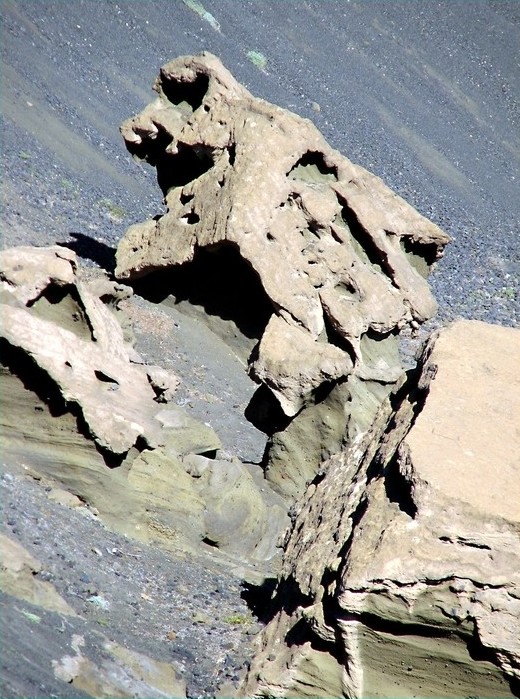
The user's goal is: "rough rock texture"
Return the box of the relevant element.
[115,52,450,501]
[0,246,287,568]
[240,320,520,698]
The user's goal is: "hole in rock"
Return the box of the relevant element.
[202,536,219,548]
[288,151,338,184]
[335,279,359,299]
[181,211,200,224]
[227,143,236,166]
[94,370,119,385]
[384,455,417,518]
[307,220,324,238]
[245,384,292,436]
[438,535,491,550]
[180,192,194,205]
[132,242,274,345]
[335,194,396,284]
[125,124,174,167]
[29,284,93,342]
[399,236,439,279]
[160,72,209,111]
[241,577,278,624]
[156,144,214,197]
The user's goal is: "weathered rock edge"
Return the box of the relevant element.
[240,320,520,698]
[115,52,450,501]
[0,246,287,569]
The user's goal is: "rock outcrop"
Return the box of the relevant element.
[240,320,520,698]
[0,246,286,568]
[115,52,450,501]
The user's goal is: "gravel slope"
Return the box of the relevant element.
[1,2,519,698]
[2,0,519,324]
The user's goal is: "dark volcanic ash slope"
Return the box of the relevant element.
[2,0,519,326]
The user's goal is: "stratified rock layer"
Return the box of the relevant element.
[0,246,286,568]
[241,320,520,698]
[115,52,449,500]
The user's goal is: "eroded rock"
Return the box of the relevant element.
[240,320,520,698]
[0,246,287,567]
[115,52,450,499]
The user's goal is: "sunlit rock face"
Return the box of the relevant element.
[116,52,449,501]
[240,320,520,699]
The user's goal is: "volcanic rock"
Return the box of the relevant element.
[0,246,287,566]
[115,52,450,500]
[240,320,520,698]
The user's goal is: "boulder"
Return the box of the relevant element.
[240,320,520,698]
[115,52,450,500]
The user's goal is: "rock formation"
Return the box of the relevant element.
[0,246,286,569]
[240,320,520,698]
[115,52,450,501]
[2,52,518,699]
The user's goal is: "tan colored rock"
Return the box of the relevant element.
[241,320,520,698]
[0,246,167,455]
[249,314,353,417]
[0,245,76,305]
[115,52,449,499]
[0,245,287,566]
[0,534,76,616]
[404,320,520,523]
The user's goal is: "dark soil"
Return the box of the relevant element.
[1,470,261,698]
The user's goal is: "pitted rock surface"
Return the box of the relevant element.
[115,52,450,499]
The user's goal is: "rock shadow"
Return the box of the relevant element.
[59,233,116,273]
[131,242,274,345]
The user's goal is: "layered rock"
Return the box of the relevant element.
[115,52,450,501]
[240,320,520,698]
[0,246,286,568]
